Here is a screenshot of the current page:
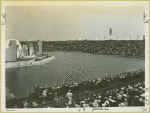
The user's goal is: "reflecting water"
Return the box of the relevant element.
[6,52,145,98]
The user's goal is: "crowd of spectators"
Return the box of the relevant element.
[63,81,145,108]
[6,69,145,108]
[42,40,145,57]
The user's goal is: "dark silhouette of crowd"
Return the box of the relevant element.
[42,40,145,57]
[6,69,145,108]
[64,81,145,108]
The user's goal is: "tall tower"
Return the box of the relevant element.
[109,28,112,40]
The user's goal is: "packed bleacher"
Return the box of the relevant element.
[6,69,145,108]
[42,40,145,57]
[63,81,145,108]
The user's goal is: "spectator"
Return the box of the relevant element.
[138,98,145,106]
[32,100,38,108]
[47,92,54,101]
[7,70,145,108]
[23,100,28,108]
[42,89,47,97]
[66,90,73,105]
[54,93,58,103]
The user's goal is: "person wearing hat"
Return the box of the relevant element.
[116,94,123,105]
[32,100,38,108]
[128,87,134,97]
[122,94,127,98]
[42,89,47,97]
[48,92,54,101]
[98,95,101,99]
[138,98,144,106]
[134,88,139,96]
[110,99,116,107]
[84,99,88,104]
[104,100,109,107]
[80,100,85,107]
[54,92,58,103]
[142,88,145,93]
[117,95,122,100]
[139,86,142,91]
[23,100,28,108]
[87,98,91,104]
[66,90,73,105]
[97,98,102,107]
[93,100,99,108]
[133,95,140,106]
[119,103,125,107]
[118,90,123,96]
[122,94,128,106]
[127,86,134,106]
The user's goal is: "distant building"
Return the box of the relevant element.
[5,40,42,62]
[38,40,42,55]
[5,39,24,61]
[5,40,17,62]
[20,40,42,56]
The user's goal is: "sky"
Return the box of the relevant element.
[4,1,148,41]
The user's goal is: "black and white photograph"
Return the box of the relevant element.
[1,1,149,112]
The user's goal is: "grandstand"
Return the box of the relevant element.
[6,39,145,109]
[4,1,147,110]
[6,69,145,108]
[42,40,145,57]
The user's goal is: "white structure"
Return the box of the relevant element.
[5,39,23,60]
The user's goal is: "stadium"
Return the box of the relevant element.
[6,39,146,108]
[3,1,148,111]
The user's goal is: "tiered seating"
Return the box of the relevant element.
[6,69,145,108]
[42,40,145,57]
